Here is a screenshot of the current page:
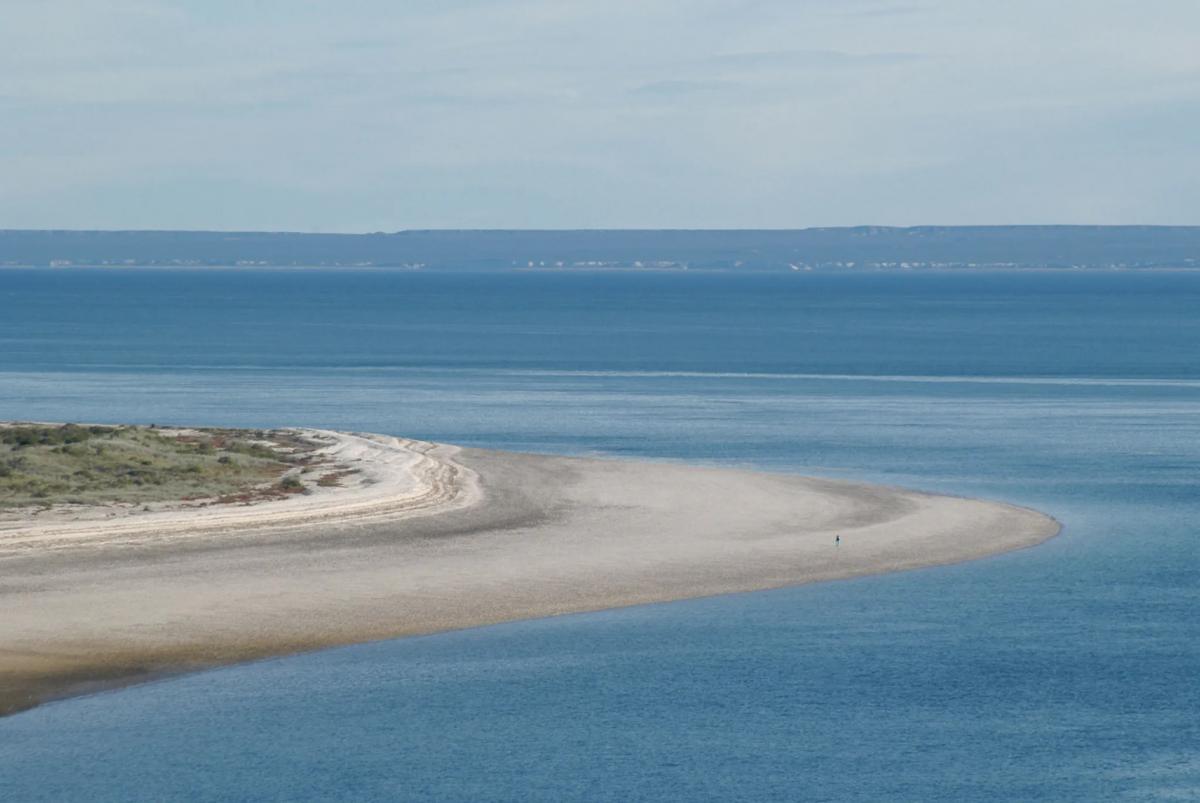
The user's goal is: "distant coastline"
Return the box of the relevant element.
[3,226,1198,271]
[9,265,1200,274]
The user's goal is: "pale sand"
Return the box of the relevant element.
[0,430,1058,716]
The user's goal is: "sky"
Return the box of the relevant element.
[2,0,1198,230]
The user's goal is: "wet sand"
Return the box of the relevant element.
[0,430,1059,716]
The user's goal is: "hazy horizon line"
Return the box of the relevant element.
[6,224,1200,236]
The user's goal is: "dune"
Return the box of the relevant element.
[0,429,1058,716]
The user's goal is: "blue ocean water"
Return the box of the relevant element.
[0,269,1198,801]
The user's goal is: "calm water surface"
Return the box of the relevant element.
[0,270,1197,801]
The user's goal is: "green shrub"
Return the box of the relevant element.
[279,476,304,492]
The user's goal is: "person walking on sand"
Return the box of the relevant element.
[835,534,840,547]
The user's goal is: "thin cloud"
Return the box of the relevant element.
[629,79,732,97]
[705,49,925,69]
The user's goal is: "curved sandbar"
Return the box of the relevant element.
[0,429,1058,716]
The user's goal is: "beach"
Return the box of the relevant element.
[0,429,1059,716]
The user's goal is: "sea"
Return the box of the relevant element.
[0,268,1197,801]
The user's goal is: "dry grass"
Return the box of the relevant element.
[315,468,360,487]
[0,424,318,509]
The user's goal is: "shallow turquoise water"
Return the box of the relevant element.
[0,270,1198,801]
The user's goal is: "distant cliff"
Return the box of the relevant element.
[2,227,1198,271]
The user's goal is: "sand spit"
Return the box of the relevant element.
[0,429,1058,716]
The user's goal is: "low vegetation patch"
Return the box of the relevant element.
[316,468,360,488]
[0,424,320,510]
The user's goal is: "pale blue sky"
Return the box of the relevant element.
[2,0,1198,230]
